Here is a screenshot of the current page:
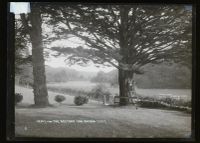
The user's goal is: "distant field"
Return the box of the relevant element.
[48,81,97,91]
[136,89,191,101]
[47,81,191,101]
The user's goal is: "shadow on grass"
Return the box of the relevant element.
[15,102,191,114]
[15,103,56,109]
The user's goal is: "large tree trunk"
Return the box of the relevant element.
[118,6,136,106]
[118,69,136,105]
[29,4,49,106]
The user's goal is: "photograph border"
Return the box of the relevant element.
[3,0,199,142]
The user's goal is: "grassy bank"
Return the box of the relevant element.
[15,86,191,138]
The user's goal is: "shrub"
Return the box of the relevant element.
[140,96,155,101]
[136,95,192,113]
[74,95,88,106]
[89,84,111,100]
[182,100,191,107]
[15,93,23,104]
[156,97,191,108]
[160,96,175,105]
[173,99,191,107]
[138,100,167,108]
[54,95,66,103]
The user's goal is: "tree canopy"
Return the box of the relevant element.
[15,18,32,74]
[44,4,192,72]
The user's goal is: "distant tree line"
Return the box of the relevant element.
[15,65,95,86]
[45,66,84,82]
[91,62,191,89]
[16,62,191,89]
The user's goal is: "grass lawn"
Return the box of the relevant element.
[15,85,191,138]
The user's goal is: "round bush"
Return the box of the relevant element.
[74,95,88,106]
[54,95,66,103]
[15,93,23,104]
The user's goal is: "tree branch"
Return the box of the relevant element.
[20,14,31,34]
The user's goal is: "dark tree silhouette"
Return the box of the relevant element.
[15,18,32,74]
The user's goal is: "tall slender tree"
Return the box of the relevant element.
[20,3,49,106]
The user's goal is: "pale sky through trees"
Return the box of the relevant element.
[46,57,115,73]
[45,38,115,73]
[14,14,114,73]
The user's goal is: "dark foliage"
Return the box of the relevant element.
[46,5,191,73]
[88,84,111,100]
[54,95,66,103]
[15,93,23,104]
[137,100,167,108]
[74,95,89,106]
